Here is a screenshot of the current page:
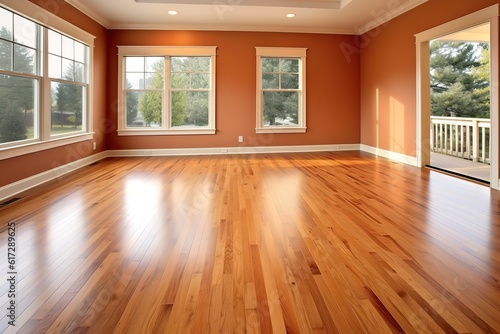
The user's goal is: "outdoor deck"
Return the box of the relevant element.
[430,152,490,182]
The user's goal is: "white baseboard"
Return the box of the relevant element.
[0,151,107,203]
[0,144,362,202]
[107,144,361,157]
[360,144,418,166]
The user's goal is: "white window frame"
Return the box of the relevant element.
[0,0,95,161]
[117,46,217,136]
[255,47,307,134]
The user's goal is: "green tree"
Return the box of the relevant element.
[139,60,163,126]
[261,58,299,125]
[430,41,490,118]
[126,80,139,126]
[0,26,34,140]
[187,91,208,126]
[54,62,84,128]
[170,57,210,126]
[0,98,26,143]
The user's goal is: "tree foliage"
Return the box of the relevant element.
[126,80,139,126]
[0,26,33,142]
[430,41,490,118]
[170,57,209,126]
[261,58,299,126]
[139,60,163,126]
[0,98,27,143]
[54,62,84,128]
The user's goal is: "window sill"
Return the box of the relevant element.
[0,133,94,161]
[256,127,307,134]
[117,128,217,136]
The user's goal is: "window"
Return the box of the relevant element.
[0,1,94,160]
[48,30,89,136]
[256,47,307,133]
[117,46,216,135]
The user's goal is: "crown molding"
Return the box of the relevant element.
[106,23,357,35]
[64,0,111,28]
[358,0,428,35]
[134,0,343,9]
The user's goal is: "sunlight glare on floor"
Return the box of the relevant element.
[124,176,163,222]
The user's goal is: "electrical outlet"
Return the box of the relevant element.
[92,142,96,150]
[238,136,243,143]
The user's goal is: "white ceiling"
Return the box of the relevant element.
[64,0,428,34]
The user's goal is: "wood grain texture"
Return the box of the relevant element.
[0,151,499,333]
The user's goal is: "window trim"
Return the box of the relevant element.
[0,0,95,161]
[255,47,307,134]
[117,46,217,136]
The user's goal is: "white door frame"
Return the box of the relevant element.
[415,4,499,189]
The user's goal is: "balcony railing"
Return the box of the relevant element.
[430,116,490,164]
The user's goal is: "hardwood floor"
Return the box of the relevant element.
[1,151,499,333]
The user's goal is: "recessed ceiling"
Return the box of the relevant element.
[64,0,428,34]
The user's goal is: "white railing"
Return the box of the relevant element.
[430,116,490,163]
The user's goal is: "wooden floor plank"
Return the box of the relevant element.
[0,152,499,333]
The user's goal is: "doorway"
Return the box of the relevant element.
[415,5,499,189]
[429,24,491,183]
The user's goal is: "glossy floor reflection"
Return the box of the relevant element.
[0,152,499,333]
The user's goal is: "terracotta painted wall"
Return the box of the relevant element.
[106,31,360,150]
[360,0,500,157]
[0,0,108,188]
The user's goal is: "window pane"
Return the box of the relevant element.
[191,73,209,89]
[171,91,208,127]
[171,72,190,89]
[51,81,84,135]
[48,29,61,56]
[126,73,144,89]
[0,75,37,143]
[126,57,144,72]
[125,91,140,127]
[262,91,298,126]
[74,62,85,83]
[138,90,162,127]
[0,40,12,71]
[146,57,164,73]
[49,54,62,79]
[191,57,210,72]
[262,73,279,89]
[61,35,74,60]
[62,58,74,81]
[14,15,36,48]
[0,8,13,40]
[13,45,35,74]
[281,58,299,72]
[74,41,85,63]
[262,58,279,72]
[281,73,299,89]
[145,71,163,89]
[171,57,189,72]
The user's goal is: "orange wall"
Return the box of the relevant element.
[360,0,500,157]
[0,0,108,188]
[106,31,360,150]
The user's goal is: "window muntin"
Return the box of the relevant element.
[117,46,216,136]
[256,47,307,134]
[0,2,94,155]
